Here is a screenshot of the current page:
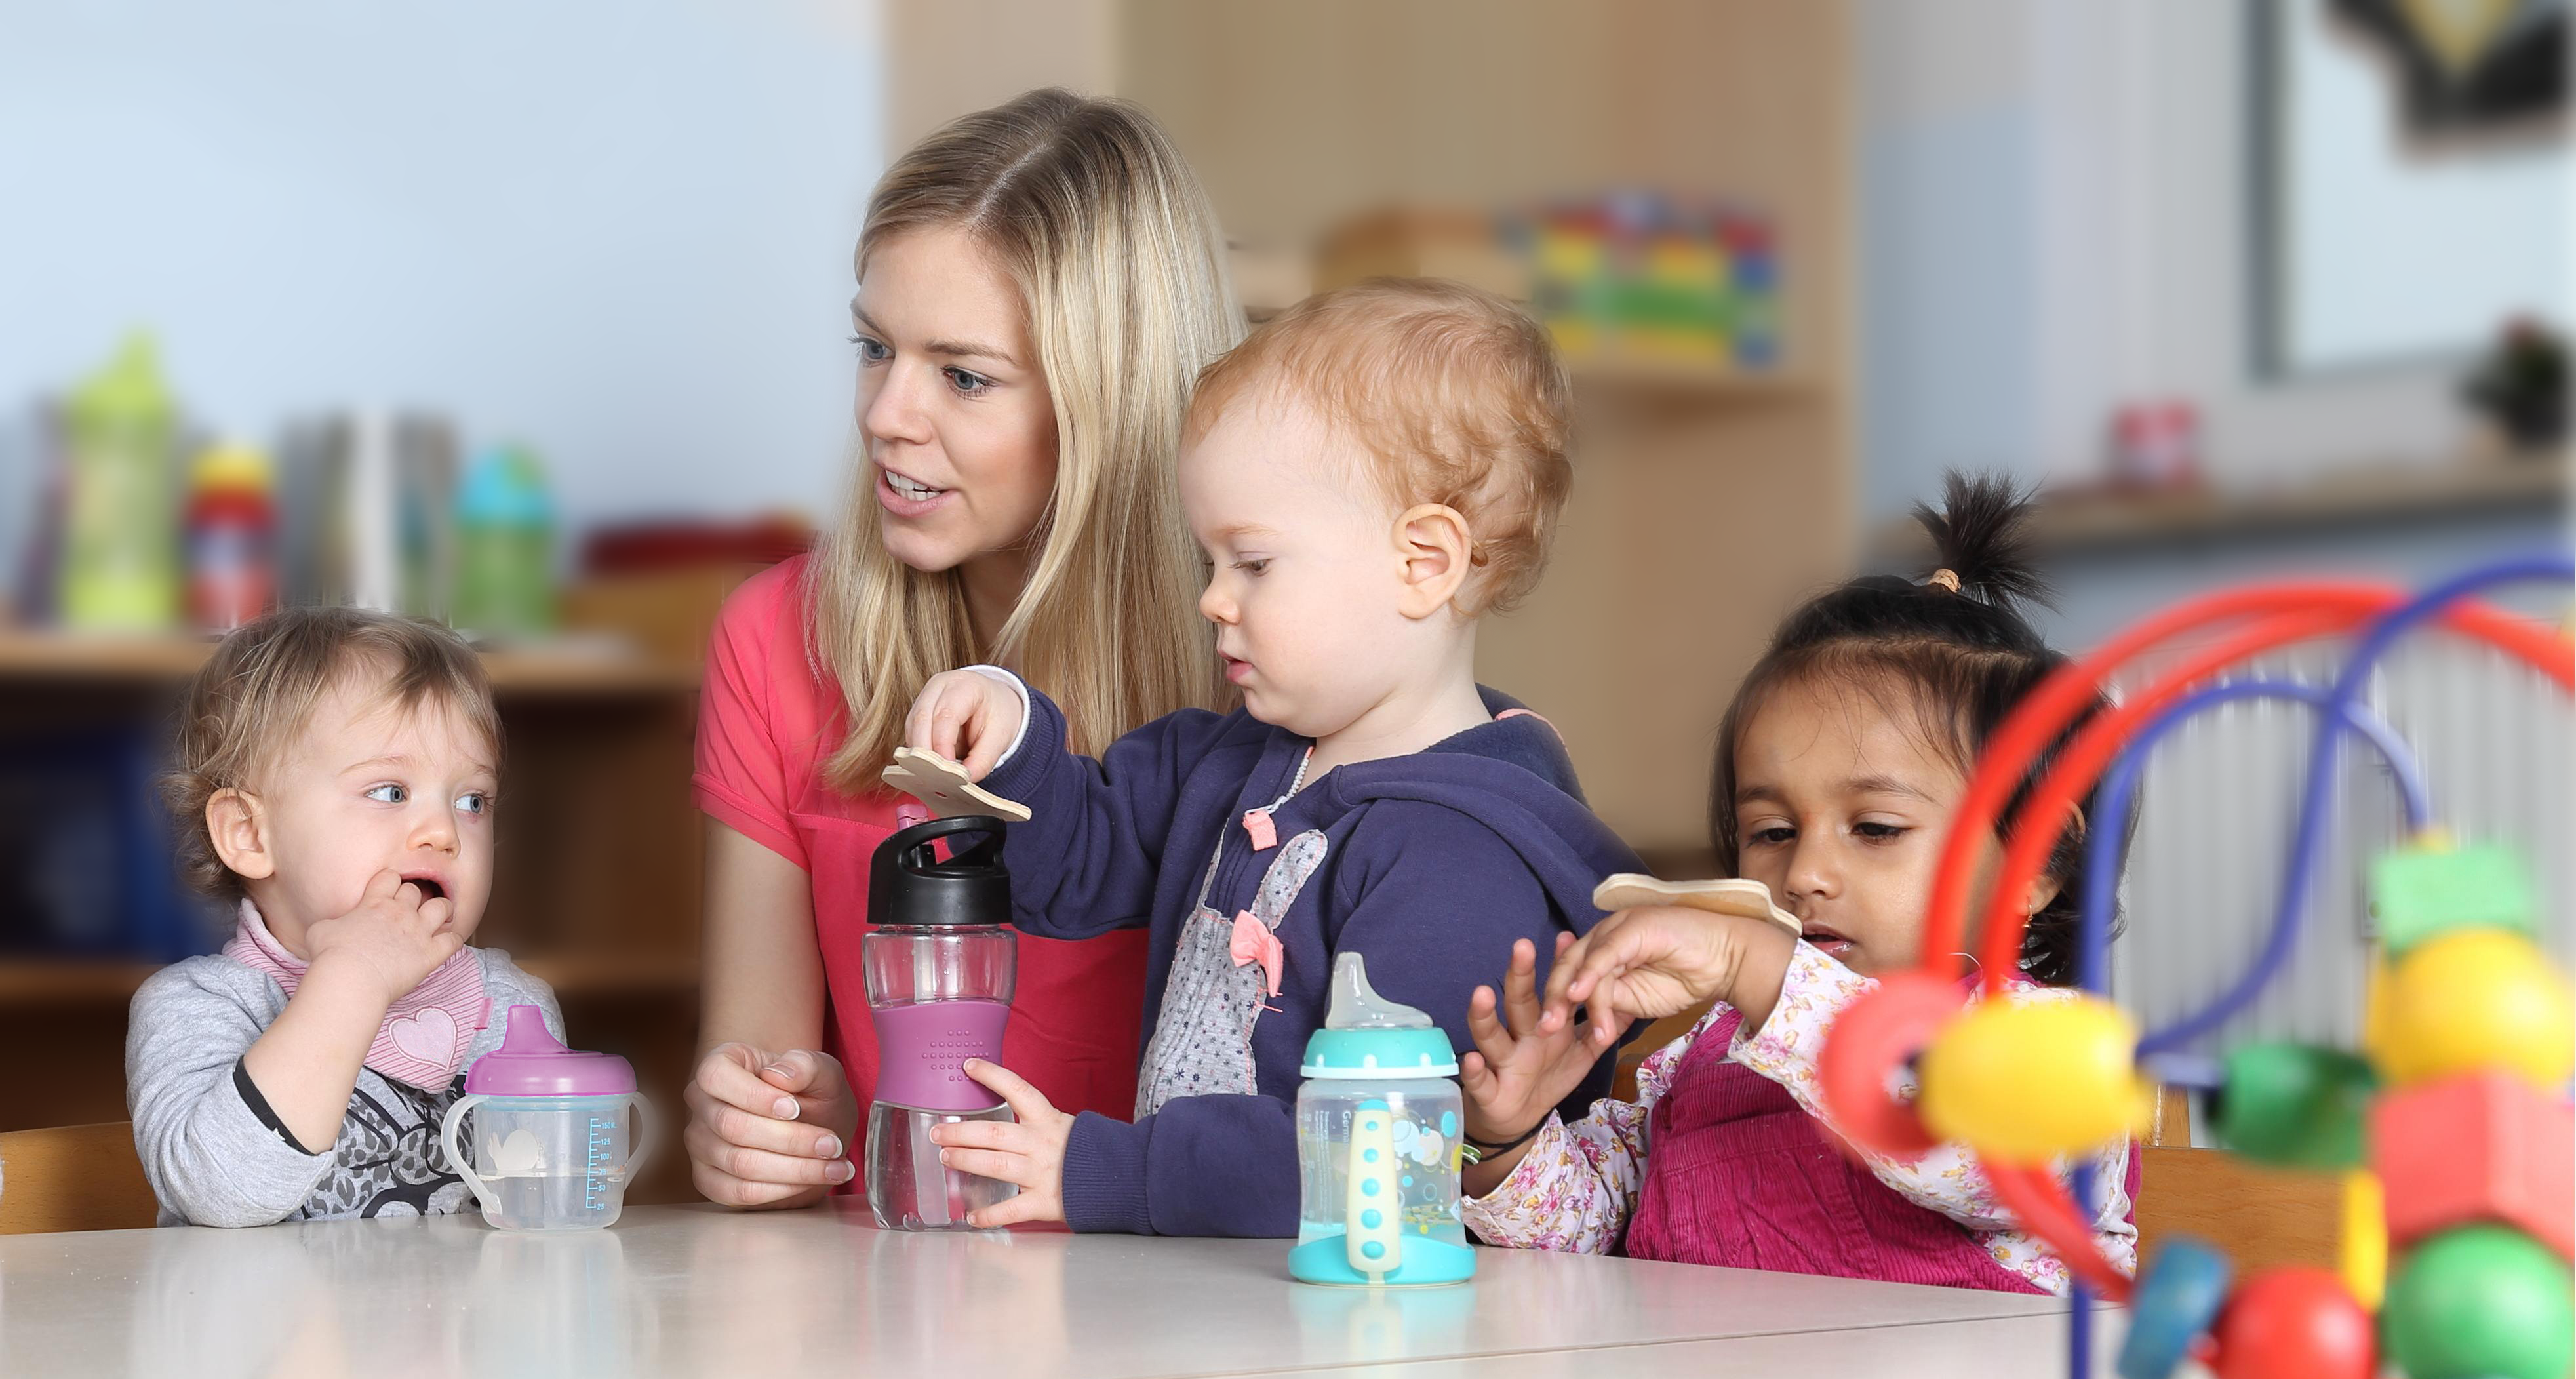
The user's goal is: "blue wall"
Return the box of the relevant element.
[0,0,884,536]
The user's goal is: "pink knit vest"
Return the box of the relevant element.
[1619,1010,2140,1292]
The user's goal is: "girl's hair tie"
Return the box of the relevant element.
[1922,568,1962,593]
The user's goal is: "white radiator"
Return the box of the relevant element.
[2103,624,2571,1143]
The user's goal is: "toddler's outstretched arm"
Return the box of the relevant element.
[947,676,1239,940]
[905,668,1029,782]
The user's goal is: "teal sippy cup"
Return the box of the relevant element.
[1288,953,1477,1287]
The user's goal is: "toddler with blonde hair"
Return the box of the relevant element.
[897,278,1640,1236]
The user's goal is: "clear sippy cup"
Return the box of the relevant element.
[439,1005,654,1231]
[863,814,1019,1231]
[1288,953,1477,1287]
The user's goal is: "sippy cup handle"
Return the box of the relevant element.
[622,1093,654,1182]
[440,1094,498,1213]
[1345,1099,1402,1279]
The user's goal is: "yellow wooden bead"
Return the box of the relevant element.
[2375,928,2576,1089]
[1917,994,2147,1161]
[2362,949,2394,1071]
[2341,1169,2388,1313]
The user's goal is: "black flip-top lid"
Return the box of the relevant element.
[867,815,1012,927]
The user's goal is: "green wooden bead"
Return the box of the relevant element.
[2374,843,2537,957]
[2383,1224,2574,1379]
[2213,1042,2377,1168]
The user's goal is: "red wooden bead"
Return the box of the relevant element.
[2211,1268,2374,1379]
[2372,1070,2575,1259]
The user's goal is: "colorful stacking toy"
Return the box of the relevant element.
[1811,557,2575,1379]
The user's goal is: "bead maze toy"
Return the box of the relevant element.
[1815,556,2576,1379]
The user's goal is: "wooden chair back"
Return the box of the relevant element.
[2135,1087,2343,1275]
[0,1121,159,1235]
[1613,999,1716,1100]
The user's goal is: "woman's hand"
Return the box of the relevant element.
[905,670,1026,781]
[1549,904,1799,1035]
[685,1043,862,1209]
[926,1059,1072,1228]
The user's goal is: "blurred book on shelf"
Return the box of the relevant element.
[566,515,812,668]
[1309,193,1789,390]
[0,725,220,963]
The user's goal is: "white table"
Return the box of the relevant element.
[0,1201,2113,1377]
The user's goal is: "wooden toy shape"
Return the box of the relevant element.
[2383,1224,2575,1379]
[2116,1237,2232,1379]
[1589,874,1800,938]
[1916,994,2147,1160]
[2371,842,2535,957]
[2373,928,2576,1089]
[2212,1042,2376,1169]
[880,746,1033,824]
[2209,1267,2374,1379]
[1814,971,1958,1158]
[2370,1071,2574,1259]
[2339,1170,2387,1312]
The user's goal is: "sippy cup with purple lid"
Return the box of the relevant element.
[863,815,1018,1230]
[439,1005,654,1231]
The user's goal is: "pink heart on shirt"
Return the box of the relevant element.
[387,1007,458,1063]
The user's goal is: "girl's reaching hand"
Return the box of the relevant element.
[1460,934,1628,1153]
[928,1060,1071,1228]
[1547,904,1799,1035]
[903,670,1025,782]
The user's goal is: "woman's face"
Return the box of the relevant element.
[851,226,1058,574]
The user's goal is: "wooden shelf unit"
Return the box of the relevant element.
[0,630,703,695]
[2028,457,2567,555]
[1867,454,2569,565]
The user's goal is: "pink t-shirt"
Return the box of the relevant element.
[692,555,1149,1121]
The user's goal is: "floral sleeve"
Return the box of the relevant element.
[1732,942,2140,1291]
[1458,1005,1728,1254]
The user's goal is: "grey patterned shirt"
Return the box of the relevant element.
[125,947,563,1227]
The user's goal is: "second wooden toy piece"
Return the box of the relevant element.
[1589,874,1802,938]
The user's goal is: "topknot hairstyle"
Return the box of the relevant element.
[1709,472,2125,984]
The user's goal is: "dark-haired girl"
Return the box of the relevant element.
[1455,474,2139,1294]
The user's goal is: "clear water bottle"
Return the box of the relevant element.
[863,815,1018,1231]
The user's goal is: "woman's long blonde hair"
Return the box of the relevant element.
[810,89,1241,791]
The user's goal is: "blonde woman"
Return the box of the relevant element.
[685,90,1240,1209]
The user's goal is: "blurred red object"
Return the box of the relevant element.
[2210,1267,2375,1379]
[185,443,277,633]
[2372,1071,2575,1259]
[2109,401,2204,490]
[582,515,812,575]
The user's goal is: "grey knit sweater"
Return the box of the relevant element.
[125,948,561,1227]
